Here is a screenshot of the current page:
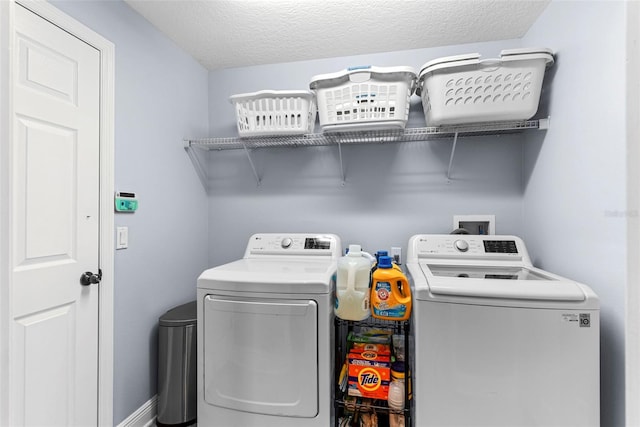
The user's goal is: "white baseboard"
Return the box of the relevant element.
[117,395,157,427]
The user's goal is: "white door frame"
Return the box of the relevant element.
[627,2,640,425]
[0,0,115,425]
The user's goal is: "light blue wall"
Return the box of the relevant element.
[48,1,210,424]
[43,1,629,425]
[522,2,627,425]
[207,40,529,266]
[207,7,629,424]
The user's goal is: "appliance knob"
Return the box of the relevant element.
[281,237,293,249]
[454,239,469,252]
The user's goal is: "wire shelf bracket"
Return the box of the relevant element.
[183,139,209,188]
[447,132,459,181]
[241,141,261,186]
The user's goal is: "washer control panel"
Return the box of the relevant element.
[245,233,342,258]
[408,234,528,262]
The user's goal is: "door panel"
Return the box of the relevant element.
[14,305,76,426]
[15,115,77,266]
[11,4,100,425]
[17,34,78,104]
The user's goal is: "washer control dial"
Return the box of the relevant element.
[454,239,469,252]
[281,237,293,249]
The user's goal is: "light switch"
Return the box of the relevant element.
[116,226,128,249]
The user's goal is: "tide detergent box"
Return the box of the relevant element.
[349,342,391,356]
[347,350,391,400]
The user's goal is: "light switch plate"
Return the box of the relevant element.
[391,246,402,265]
[116,226,128,249]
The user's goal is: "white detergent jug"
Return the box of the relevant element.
[335,244,373,321]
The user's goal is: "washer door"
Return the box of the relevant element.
[203,295,318,417]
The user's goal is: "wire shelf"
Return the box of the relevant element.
[183,118,549,186]
[185,118,548,151]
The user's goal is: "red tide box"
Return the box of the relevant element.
[347,350,391,400]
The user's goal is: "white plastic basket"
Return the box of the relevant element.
[309,65,417,132]
[417,48,554,126]
[229,90,316,137]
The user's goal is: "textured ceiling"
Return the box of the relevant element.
[124,0,550,71]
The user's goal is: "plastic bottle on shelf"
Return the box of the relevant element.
[391,361,411,400]
[388,361,410,416]
[375,250,388,263]
[335,244,374,321]
[371,256,412,321]
[370,250,387,280]
[387,380,404,411]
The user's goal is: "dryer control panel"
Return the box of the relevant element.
[244,233,342,258]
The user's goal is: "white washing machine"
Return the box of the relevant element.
[406,234,600,427]
[197,233,341,427]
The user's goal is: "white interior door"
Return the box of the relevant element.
[10,3,100,425]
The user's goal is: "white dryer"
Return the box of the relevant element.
[406,234,600,427]
[197,233,341,427]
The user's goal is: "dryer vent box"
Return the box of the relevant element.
[453,215,495,235]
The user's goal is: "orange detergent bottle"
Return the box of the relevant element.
[371,256,412,321]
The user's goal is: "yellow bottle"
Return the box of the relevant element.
[371,256,412,321]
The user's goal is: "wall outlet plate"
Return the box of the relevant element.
[115,192,138,212]
[453,214,495,235]
[391,246,402,265]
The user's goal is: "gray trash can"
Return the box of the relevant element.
[157,301,197,427]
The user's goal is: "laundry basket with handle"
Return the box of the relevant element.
[310,65,417,132]
[417,48,554,126]
[229,90,316,137]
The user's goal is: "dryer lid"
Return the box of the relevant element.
[197,258,336,294]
